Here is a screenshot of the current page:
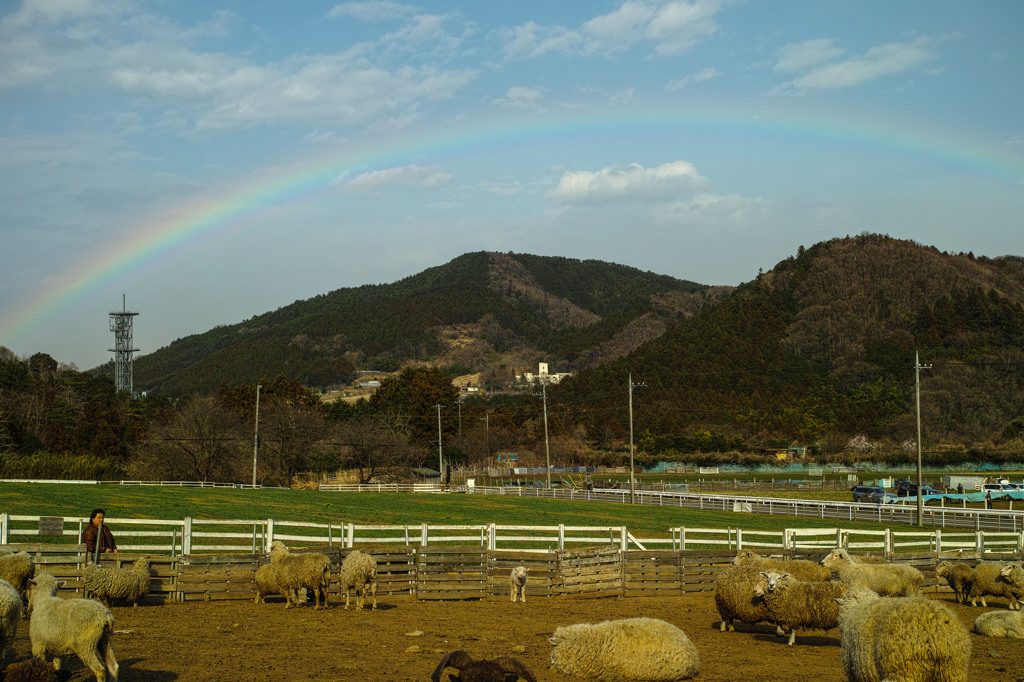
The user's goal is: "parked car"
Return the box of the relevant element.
[897,481,942,497]
[865,491,899,504]
[851,485,885,502]
[982,483,1015,493]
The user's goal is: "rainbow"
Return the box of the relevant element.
[2,104,1022,348]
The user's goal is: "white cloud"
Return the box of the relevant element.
[336,164,452,192]
[652,193,767,225]
[547,161,708,205]
[493,85,544,109]
[608,88,634,105]
[666,66,719,91]
[503,0,721,59]
[326,2,417,22]
[774,39,844,72]
[774,37,936,94]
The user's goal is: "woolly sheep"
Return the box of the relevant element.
[0,578,21,666]
[999,563,1024,603]
[753,570,848,646]
[549,617,699,681]
[254,563,288,604]
[967,562,1022,609]
[268,541,331,609]
[935,561,974,604]
[509,566,527,603]
[26,572,119,682]
[0,552,36,600]
[1,657,62,682]
[820,548,922,597]
[714,565,782,635]
[338,549,377,611]
[430,650,538,682]
[83,556,151,607]
[731,549,831,582]
[836,588,971,682]
[974,608,1024,638]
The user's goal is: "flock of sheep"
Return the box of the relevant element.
[0,542,1021,681]
[714,547,1024,682]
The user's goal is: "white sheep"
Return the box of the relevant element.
[26,572,119,681]
[714,565,783,635]
[935,561,974,604]
[338,549,377,611]
[967,562,1022,609]
[836,588,971,682]
[549,617,699,681]
[731,549,831,581]
[0,552,36,600]
[509,566,527,603]
[0,578,21,666]
[753,570,848,646]
[820,548,922,597]
[253,563,287,604]
[268,541,331,609]
[973,608,1024,638]
[83,557,151,607]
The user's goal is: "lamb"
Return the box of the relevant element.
[973,608,1024,638]
[337,549,377,611]
[998,563,1024,605]
[26,572,118,682]
[731,549,831,582]
[753,570,847,646]
[820,548,922,597]
[935,561,975,604]
[836,588,971,682]
[509,566,527,603]
[0,552,36,600]
[549,617,699,681]
[967,561,1022,609]
[714,565,781,634]
[430,650,538,682]
[82,557,151,607]
[0,578,21,666]
[253,563,288,604]
[268,541,331,609]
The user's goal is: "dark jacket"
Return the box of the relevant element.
[81,523,117,557]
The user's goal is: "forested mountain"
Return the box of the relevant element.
[128,252,725,397]
[555,234,1024,458]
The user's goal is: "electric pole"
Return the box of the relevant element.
[252,384,261,487]
[436,404,444,485]
[628,374,645,504]
[915,351,931,526]
[542,381,551,489]
[480,413,490,465]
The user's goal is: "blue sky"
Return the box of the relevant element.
[1,0,1022,370]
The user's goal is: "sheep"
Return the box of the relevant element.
[1,657,62,682]
[820,548,922,597]
[731,549,831,582]
[549,617,699,681]
[338,550,377,611]
[714,565,783,635]
[753,570,847,646]
[967,561,1022,609]
[935,561,975,604]
[974,608,1024,638]
[998,562,1024,605]
[0,552,36,600]
[82,557,151,608]
[430,650,538,682]
[253,563,288,604]
[268,541,331,609]
[836,588,971,682]
[0,578,21,667]
[26,572,118,682]
[509,566,527,603]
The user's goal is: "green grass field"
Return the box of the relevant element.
[0,482,907,537]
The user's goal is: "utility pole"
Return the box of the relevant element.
[915,351,931,526]
[436,404,444,484]
[628,374,645,504]
[252,384,261,487]
[480,413,490,465]
[542,381,551,489]
[458,394,463,439]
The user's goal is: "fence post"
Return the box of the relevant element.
[558,524,565,552]
[976,531,984,554]
[935,528,942,554]
[884,528,892,557]
[265,518,274,549]
[835,528,842,549]
[736,528,743,550]
[620,526,627,552]
[0,513,7,545]
[183,517,193,555]
[421,523,429,547]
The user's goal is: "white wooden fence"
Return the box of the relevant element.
[3,513,1022,557]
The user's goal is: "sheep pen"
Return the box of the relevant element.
[2,588,1017,680]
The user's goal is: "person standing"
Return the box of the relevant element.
[81,508,117,561]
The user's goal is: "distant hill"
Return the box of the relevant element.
[129,252,727,397]
[558,234,1024,452]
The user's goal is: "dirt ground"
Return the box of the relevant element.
[9,591,1024,681]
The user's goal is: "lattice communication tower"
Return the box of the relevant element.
[108,295,139,395]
